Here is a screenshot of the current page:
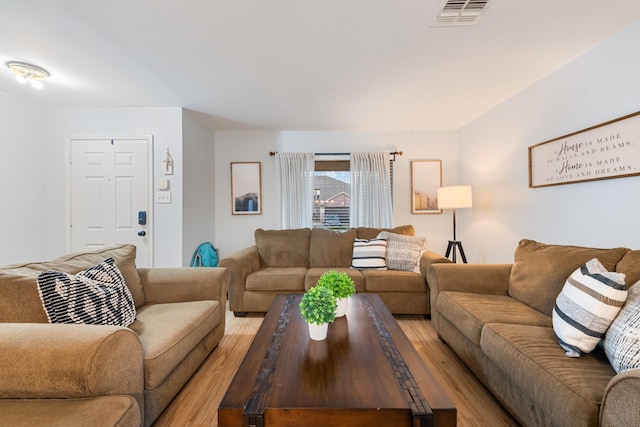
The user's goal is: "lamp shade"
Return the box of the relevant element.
[437,185,472,209]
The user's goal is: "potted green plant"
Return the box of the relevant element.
[299,285,337,340]
[316,270,356,317]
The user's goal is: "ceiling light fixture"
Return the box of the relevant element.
[6,61,50,89]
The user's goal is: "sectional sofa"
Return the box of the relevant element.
[0,245,229,427]
[220,225,450,316]
[428,239,640,427]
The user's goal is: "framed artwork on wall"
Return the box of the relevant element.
[411,160,442,214]
[529,111,640,188]
[231,162,262,215]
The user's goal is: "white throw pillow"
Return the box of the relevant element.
[605,280,640,373]
[351,238,387,270]
[377,231,427,273]
[552,258,627,357]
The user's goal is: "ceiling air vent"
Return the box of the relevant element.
[431,0,491,27]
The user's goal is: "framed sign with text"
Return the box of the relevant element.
[529,111,640,188]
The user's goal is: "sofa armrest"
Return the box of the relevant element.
[600,368,640,426]
[219,246,261,313]
[427,263,512,296]
[419,250,452,277]
[137,267,229,305]
[0,323,143,399]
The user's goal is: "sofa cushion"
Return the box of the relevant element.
[255,228,310,267]
[129,300,221,389]
[351,237,388,270]
[552,258,627,357]
[356,224,415,240]
[2,245,145,309]
[309,228,357,267]
[378,231,427,273]
[616,250,640,287]
[481,323,615,427]
[305,268,365,292]
[36,258,137,327]
[0,270,49,323]
[509,239,628,316]
[436,291,551,346]
[246,267,307,291]
[362,270,425,293]
[53,245,144,308]
[605,280,640,373]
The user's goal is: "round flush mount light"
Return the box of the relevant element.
[6,61,50,89]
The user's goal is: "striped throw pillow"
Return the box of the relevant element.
[351,238,387,270]
[552,258,627,357]
[604,280,640,374]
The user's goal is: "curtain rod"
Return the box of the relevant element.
[269,150,403,160]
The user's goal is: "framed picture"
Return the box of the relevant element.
[411,160,442,214]
[231,162,262,215]
[529,111,640,188]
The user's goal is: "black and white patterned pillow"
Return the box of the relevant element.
[37,257,136,326]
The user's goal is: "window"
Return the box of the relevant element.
[311,155,396,229]
[313,160,350,229]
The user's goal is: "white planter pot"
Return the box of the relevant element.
[308,322,329,341]
[335,297,349,317]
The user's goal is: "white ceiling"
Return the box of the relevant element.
[2,0,640,131]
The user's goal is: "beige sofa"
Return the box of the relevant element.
[220,225,450,316]
[0,245,229,427]
[428,239,640,427]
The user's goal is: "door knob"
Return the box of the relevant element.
[137,230,146,237]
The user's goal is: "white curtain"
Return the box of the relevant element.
[350,152,393,228]
[275,152,315,229]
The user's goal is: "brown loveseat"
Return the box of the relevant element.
[0,245,229,427]
[428,239,640,427]
[220,225,450,316]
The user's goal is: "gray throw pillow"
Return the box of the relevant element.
[377,231,427,273]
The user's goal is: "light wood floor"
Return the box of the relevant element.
[153,308,520,427]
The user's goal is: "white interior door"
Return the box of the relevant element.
[67,137,153,267]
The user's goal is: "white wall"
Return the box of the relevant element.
[42,107,185,266]
[8,23,639,267]
[458,21,640,263]
[182,110,216,265]
[214,130,458,257]
[0,92,48,264]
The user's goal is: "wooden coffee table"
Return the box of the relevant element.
[219,293,456,427]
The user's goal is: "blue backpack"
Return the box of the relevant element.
[190,242,219,267]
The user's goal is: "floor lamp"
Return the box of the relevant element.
[437,185,472,263]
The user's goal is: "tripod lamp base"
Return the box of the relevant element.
[445,240,467,263]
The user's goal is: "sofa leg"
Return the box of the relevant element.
[233,311,247,317]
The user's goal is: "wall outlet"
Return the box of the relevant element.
[156,192,172,204]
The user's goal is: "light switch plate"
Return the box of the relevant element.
[157,178,170,190]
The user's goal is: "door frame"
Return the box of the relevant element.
[65,135,154,266]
